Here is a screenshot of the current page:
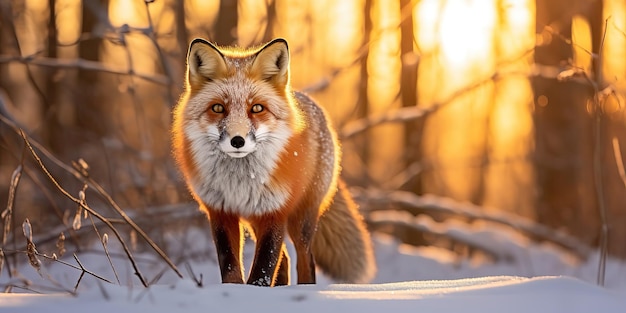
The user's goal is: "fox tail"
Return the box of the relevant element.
[312,180,377,283]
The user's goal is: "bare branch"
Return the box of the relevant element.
[353,188,591,258]
[368,211,516,262]
[0,54,170,85]
[14,250,114,287]
[78,173,183,279]
[340,105,438,140]
[17,129,149,287]
[0,114,182,280]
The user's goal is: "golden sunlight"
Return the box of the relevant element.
[603,0,626,89]
[237,0,269,46]
[572,15,593,74]
[109,0,148,27]
[314,0,364,65]
[498,0,534,58]
[366,0,403,182]
[55,0,81,44]
[439,0,496,67]
[185,0,220,39]
[416,0,535,212]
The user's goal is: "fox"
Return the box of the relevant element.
[171,38,376,286]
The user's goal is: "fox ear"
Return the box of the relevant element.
[251,38,290,88]
[187,38,227,88]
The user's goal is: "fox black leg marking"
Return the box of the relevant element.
[208,209,244,284]
[248,215,286,286]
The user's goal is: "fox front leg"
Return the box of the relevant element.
[208,209,244,284]
[247,214,287,286]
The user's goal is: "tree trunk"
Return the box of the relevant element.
[213,0,238,45]
[351,0,372,186]
[399,0,421,192]
[72,0,110,141]
[262,0,276,42]
[532,0,598,244]
[43,0,60,149]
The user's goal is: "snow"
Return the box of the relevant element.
[2,275,625,313]
[2,222,626,312]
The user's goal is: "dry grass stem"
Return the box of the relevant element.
[22,219,42,275]
[0,249,5,277]
[2,165,22,245]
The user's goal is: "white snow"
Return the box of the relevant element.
[1,221,626,312]
[1,275,624,313]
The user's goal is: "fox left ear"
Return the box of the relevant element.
[187,38,228,89]
[251,38,290,88]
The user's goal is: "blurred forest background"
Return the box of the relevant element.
[1,0,626,286]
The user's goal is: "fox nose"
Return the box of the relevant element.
[230,136,245,148]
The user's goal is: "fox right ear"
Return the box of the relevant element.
[187,38,227,88]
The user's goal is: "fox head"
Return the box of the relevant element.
[180,38,302,159]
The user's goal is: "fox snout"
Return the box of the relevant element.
[218,120,257,158]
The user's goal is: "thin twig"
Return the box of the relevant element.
[4,246,143,294]
[611,137,626,189]
[185,262,203,287]
[79,174,183,279]
[18,129,149,287]
[3,202,200,259]
[591,17,610,287]
[2,165,21,245]
[72,253,103,292]
[88,214,120,284]
[0,114,182,279]
[1,283,66,294]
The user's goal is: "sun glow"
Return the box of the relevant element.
[109,0,148,27]
[572,15,593,74]
[439,0,496,66]
[415,0,536,213]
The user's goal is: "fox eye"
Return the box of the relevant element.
[211,104,225,113]
[251,104,264,113]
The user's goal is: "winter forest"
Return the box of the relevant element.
[1,0,626,299]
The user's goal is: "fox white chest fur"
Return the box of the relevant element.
[184,111,293,217]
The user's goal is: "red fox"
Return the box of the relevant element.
[171,38,376,286]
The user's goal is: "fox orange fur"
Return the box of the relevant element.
[171,38,376,286]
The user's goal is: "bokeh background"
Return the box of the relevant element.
[1,0,625,283]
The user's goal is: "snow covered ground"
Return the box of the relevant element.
[3,275,625,313]
[1,222,626,312]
